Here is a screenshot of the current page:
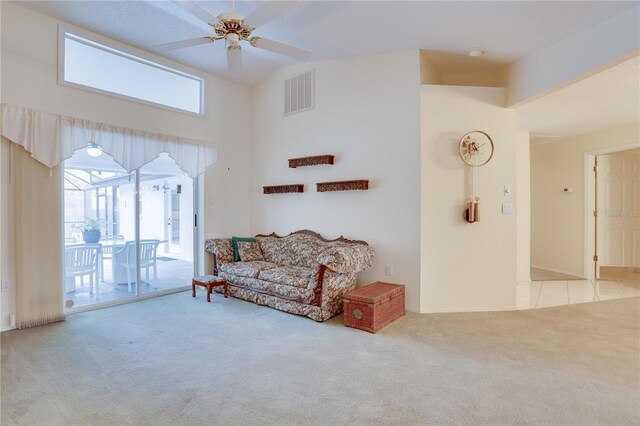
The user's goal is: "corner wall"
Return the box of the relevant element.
[421,85,520,312]
[249,50,423,312]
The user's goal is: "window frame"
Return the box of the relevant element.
[58,23,207,117]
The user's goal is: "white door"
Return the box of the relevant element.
[163,182,181,255]
[597,148,640,272]
[169,187,181,254]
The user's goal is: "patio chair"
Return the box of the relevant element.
[65,244,101,295]
[140,240,160,283]
[112,239,159,292]
[99,235,125,282]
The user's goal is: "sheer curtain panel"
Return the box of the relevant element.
[12,142,65,328]
[1,104,216,178]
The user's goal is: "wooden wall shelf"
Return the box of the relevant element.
[263,184,304,194]
[316,180,369,192]
[288,155,335,168]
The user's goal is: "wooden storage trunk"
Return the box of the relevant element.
[344,282,405,333]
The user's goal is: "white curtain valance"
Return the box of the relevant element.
[1,103,216,178]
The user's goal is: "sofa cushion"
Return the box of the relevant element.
[218,273,315,303]
[257,234,330,268]
[219,261,277,278]
[237,241,265,262]
[258,265,312,289]
[204,239,234,264]
[232,236,256,261]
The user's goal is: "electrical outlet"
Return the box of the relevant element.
[502,203,513,215]
[1,281,9,292]
[385,265,394,276]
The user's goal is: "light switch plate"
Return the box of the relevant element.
[502,203,513,215]
[385,265,394,276]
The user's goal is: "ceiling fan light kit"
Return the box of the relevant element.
[155,1,312,72]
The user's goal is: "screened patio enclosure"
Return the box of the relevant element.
[64,148,195,309]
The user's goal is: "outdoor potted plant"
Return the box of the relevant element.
[73,217,105,243]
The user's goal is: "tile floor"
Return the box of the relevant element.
[530,267,584,281]
[65,256,194,309]
[517,279,640,309]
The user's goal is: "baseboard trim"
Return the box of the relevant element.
[421,305,516,314]
[531,265,584,279]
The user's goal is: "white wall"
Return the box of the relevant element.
[249,51,423,312]
[0,2,252,329]
[530,122,640,277]
[419,51,506,88]
[516,131,531,282]
[420,51,442,85]
[421,86,520,312]
[507,6,640,106]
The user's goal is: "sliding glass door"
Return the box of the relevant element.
[63,148,195,311]
[138,155,194,296]
[64,149,136,308]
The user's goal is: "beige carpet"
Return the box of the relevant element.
[1,292,639,425]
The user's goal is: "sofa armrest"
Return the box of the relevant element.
[317,244,374,274]
[204,238,234,274]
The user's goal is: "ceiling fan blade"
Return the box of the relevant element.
[153,37,213,52]
[172,0,218,25]
[243,1,297,29]
[251,37,311,61]
[227,46,243,74]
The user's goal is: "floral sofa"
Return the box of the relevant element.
[204,230,374,322]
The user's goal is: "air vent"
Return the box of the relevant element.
[284,70,314,115]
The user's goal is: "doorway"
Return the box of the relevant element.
[591,147,640,281]
[525,140,639,310]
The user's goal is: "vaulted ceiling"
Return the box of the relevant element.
[517,56,640,140]
[18,1,638,86]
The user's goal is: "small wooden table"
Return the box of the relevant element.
[192,275,228,302]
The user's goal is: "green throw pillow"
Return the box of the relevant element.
[231,237,256,261]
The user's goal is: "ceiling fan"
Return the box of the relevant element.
[154,0,312,73]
